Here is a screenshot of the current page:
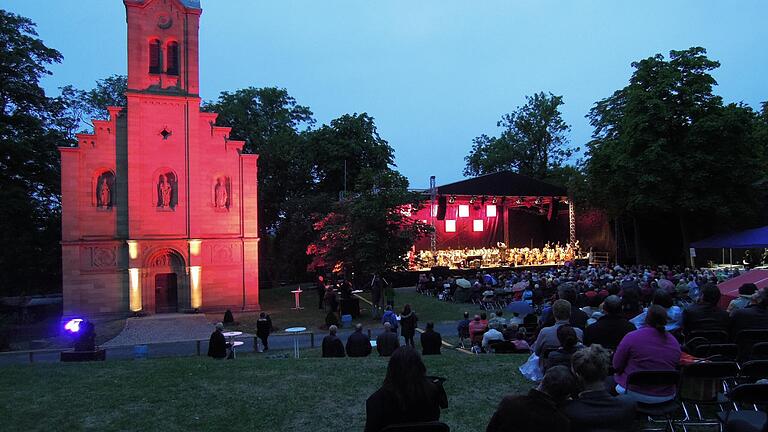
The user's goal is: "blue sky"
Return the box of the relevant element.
[5,0,767,188]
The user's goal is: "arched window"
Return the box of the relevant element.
[149,39,161,74]
[166,42,179,75]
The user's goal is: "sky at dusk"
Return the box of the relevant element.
[5,0,767,189]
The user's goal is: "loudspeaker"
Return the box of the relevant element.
[436,196,447,220]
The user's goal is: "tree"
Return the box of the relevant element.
[0,10,65,295]
[464,92,576,180]
[55,74,127,141]
[584,47,767,264]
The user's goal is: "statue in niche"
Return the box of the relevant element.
[97,176,111,208]
[214,177,228,209]
[159,174,172,208]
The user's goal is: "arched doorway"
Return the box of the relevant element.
[144,248,186,313]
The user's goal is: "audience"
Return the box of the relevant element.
[482,322,504,351]
[457,311,471,347]
[486,365,574,432]
[399,304,418,348]
[381,306,399,334]
[420,322,442,355]
[583,295,635,349]
[365,347,446,432]
[541,284,589,330]
[376,322,400,357]
[346,323,372,357]
[563,344,636,432]
[730,287,768,337]
[727,283,757,315]
[321,325,345,358]
[469,314,487,348]
[489,310,507,328]
[613,305,681,403]
[207,322,227,359]
[533,299,584,357]
[681,283,730,335]
[630,289,682,333]
[545,325,580,371]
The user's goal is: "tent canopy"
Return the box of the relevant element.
[691,225,768,249]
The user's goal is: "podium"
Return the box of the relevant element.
[291,289,304,310]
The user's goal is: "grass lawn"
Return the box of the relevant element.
[0,348,529,432]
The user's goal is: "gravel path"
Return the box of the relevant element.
[102,314,232,347]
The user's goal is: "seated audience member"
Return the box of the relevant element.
[457,312,471,346]
[365,347,446,432]
[512,329,531,352]
[613,305,681,403]
[541,284,589,330]
[207,322,227,359]
[346,323,372,357]
[501,323,516,341]
[322,325,345,357]
[545,325,580,372]
[469,315,487,348]
[489,310,507,328]
[376,322,400,357]
[728,283,758,315]
[479,312,489,329]
[682,283,729,336]
[482,322,505,351]
[730,288,768,337]
[420,322,442,355]
[583,295,635,349]
[486,365,574,432]
[564,345,636,432]
[533,299,584,357]
[630,289,683,332]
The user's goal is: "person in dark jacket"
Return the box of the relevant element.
[682,283,730,336]
[420,322,442,355]
[346,323,372,357]
[322,325,345,357]
[207,322,227,359]
[457,311,471,347]
[546,325,580,372]
[316,276,326,310]
[583,295,636,349]
[256,312,271,352]
[486,365,574,432]
[541,284,589,330]
[730,288,768,338]
[376,322,400,356]
[563,344,636,432]
[365,347,446,432]
[399,304,418,347]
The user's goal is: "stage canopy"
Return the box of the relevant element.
[436,171,567,197]
[691,225,768,249]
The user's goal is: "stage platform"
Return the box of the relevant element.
[392,260,588,287]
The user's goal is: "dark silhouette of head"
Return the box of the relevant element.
[700,283,721,306]
[602,295,622,315]
[571,344,611,386]
[739,283,758,296]
[538,365,576,403]
[384,346,428,409]
[645,304,668,333]
[652,289,673,309]
[557,325,578,350]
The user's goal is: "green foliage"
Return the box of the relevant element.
[464,92,577,179]
[584,47,768,261]
[0,10,65,295]
[55,74,127,140]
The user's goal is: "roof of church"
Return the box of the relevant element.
[125,0,201,9]
[437,171,567,197]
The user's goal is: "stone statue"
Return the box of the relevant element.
[159,175,172,208]
[98,177,111,208]
[215,177,228,208]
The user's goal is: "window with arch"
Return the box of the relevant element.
[149,39,162,74]
[166,42,179,75]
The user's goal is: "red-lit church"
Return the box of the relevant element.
[60,0,259,318]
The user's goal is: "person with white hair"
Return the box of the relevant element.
[207,322,227,359]
[322,325,345,357]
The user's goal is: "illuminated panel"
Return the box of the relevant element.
[431,205,438,217]
[486,205,497,217]
[473,219,484,232]
[129,268,142,312]
[190,266,202,309]
[445,220,456,233]
[127,240,139,260]
[189,239,202,256]
[458,205,469,218]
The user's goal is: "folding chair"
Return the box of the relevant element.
[693,343,739,362]
[625,370,683,431]
[679,362,740,427]
[748,342,768,361]
[688,329,730,344]
[736,330,768,363]
[381,421,450,432]
[717,383,768,432]
[738,360,768,384]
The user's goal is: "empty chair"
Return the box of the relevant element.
[688,329,730,344]
[679,362,740,425]
[735,330,768,362]
[693,343,739,361]
[717,383,768,432]
[624,370,683,431]
[381,421,450,432]
[739,360,768,384]
[748,342,768,361]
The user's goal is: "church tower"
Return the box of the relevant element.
[59,0,260,319]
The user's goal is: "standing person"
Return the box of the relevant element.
[457,312,471,348]
[381,306,399,334]
[207,322,227,359]
[420,322,442,355]
[316,275,326,310]
[371,274,384,318]
[400,304,418,348]
[346,323,373,357]
[256,312,271,352]
[365,347,446,432]
[322,325,346,357]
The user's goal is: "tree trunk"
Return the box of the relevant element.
[679,213,691,267]
[632,216,641,265]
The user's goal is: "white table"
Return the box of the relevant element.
[222,331,243,359]
[284,327,306,358]
[291,289,304,310]
[370,340,377,348]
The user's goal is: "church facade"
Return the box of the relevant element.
[60,0,260,318]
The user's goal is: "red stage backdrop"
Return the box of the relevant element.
[59,0,259,318]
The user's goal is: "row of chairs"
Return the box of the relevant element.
[628,361,768,431]
[686,329,768,363]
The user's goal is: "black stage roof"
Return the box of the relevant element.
[437,171,567,197]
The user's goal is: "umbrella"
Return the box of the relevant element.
[455,278,471,289]
[506,301,533,316]
[512,281,529,292]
